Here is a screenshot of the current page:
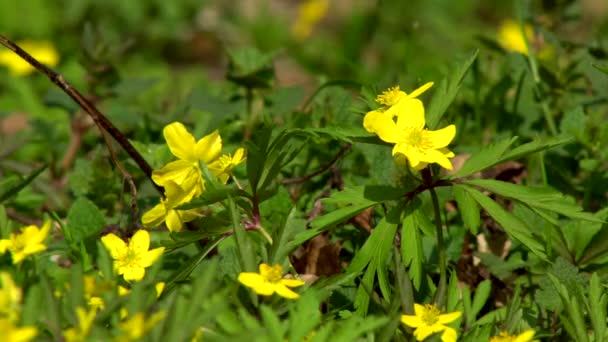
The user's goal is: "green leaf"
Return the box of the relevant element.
[464,179,602,222]
[176,185,250,210]
[453,185,481,234]
[496,136,572,164]
[426,49,479,129]
[0,164,47,204]
[470,280,491,322]
[450,137,517,179]
[588,273,607,341]
[66,197,106,244]
[592,63,608,75]
[165,237,224,293]
[401,205,424,290]
[462,185,547,260]
[560,106,587,142]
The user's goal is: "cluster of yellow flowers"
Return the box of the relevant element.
[363,83,456,171]
[0,272,38,342]
[142,122,245,233]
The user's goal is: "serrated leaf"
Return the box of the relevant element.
[453,185,481,234]
[426,49,479,129]
[462,185,547,260]
[450,137,517,179]
[464,179,602,222]
[401,205,423,290]
[560,106,587,142]
[66,197,105,244]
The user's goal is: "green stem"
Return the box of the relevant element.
[429,186,447,308]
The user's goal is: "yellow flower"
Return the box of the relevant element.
[101,230,164,282]
[238,263,305,299]
[152,122,222,201]
[63,306,96,342]
[142,181,202,232]
[0,272,22,322]
[363,94,456,170]
[0,318,37,342]
[291,0,329,40]
[497,19,534,55]
[364,83,434,134]
[117,311,165,342]
[0,220,51,264]
[0,40,59,75]
[490,329,536,342]
[401,304,461,342]
[375,83,434,108]
[208,147,246,184]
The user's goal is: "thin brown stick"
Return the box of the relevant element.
[282,144,352,185]
[0,35,164,195]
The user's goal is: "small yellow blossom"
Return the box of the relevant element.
[101,230,164,282]
[63,306,96,342]
[401,304,461,342]
[0,220,51,264]
[152,122,222,202]
[0,40,59,75]
[0,318,37,342]
[238,263,305,299]
[208,147,246,184]
[142,181,202,232]
[364,82,434,134]
[375,83,434,108]
[363,89,456,170]
[291,0,329,40]
[498,19,533,55]
[117,311,165,342]
[0,272,22,322]
[118,282,165,319]
[490,329,536,342]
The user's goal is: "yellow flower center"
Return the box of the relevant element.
[121,249,143,268]
[262,265,284,283]
[376,86,405,106]
[403,127,433,153]
[421,304,441,325]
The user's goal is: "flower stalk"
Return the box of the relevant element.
[422,168,447,308]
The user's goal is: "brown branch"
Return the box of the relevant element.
[282,144,351,185]
[0,35,164,196]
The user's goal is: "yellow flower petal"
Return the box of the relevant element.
[393,99,425,131]
[428,125,456,149]
[280,279,305,288]
[364,110,401,143]
[130,230,151,255]
[141,203,167,228]
[140,247,165,268]
[163,122,197,161]
[274,284,300,299]
[101,234,127,259]
[120,265,146,282]
[400,314,423,328]
[515,330,536,342]
[238,272,266,288]
[441,326,458,342]
[194,130,222,163]
[406,82,434,99]
[437,311,461,324]
[165,210,184,233]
